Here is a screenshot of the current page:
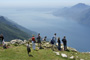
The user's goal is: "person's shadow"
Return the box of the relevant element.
[29,54,33,57]
[35,50,38,51]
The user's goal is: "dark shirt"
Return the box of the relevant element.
[0,35,4,41]
[58,39,61,44]
[37,35,41,40]
[37,35,41,43]
[62,39,67,45]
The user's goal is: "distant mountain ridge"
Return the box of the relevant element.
[72,3,89,9]
[53,3,90,26]
[0,16,36,41]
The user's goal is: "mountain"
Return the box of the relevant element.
[72,3,89,9]
[78,8,90,26]
[53,3,90,17]
[53,3,90,26]
[0,16,36,41]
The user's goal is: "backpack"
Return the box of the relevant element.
[37,36,40,40]
[51,37,55,44]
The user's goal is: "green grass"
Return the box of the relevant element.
[0,45,90,60]
[0,21,31,41]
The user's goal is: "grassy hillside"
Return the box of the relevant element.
[0,16,36,41]
[0,44,90,60]
[0,22,30,41]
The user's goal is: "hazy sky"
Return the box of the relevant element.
[0,0,90,8]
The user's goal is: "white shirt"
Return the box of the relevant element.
[26,44,30,48]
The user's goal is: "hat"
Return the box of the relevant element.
[54,33,56,35]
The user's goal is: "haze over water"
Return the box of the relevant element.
[0,8,90,52]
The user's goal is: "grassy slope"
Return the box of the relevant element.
[0,45,90,60]
[0,16,36,41]
[0,22,30,41]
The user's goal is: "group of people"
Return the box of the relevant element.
[0,33,67,56]
[51,33,67,51]
[27,33,42,54]
[27,33,67,56]
[27,33,42,56]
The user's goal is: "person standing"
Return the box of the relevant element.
[32,35,36,50]
[53,33,57,47]
[62,36,67,51]
[57,37,61,51]
[51,37,55,51]
[0,34,4,45]
[37,33,41,49]
[27,42,31,56]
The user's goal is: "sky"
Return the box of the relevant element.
[0,0,90,8]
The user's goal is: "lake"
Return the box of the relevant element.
[0,8,90,52]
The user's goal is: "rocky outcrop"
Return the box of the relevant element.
[10,39,27,45]
[80,59,84,60]
[53,52,60,55]
[67,47,78,52]
[69,56,74,59]
[5,42,11,46]
[61,53,68,58]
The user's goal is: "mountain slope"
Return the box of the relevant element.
[0,16,36,41]
[78,8,90,26]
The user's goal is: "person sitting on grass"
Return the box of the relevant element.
[3,43,7,49]
[42,36,47,43]
[43,36,47,41]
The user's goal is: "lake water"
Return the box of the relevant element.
[0,8,90,52]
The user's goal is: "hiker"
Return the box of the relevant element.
[0,34,4,45]
[62,36,67,51]
[53,33,57,47]
[42,36,47,43]
[32,35,36,50]
[43,36,47,41]
[37,33,41,49]
[27,42,31,56]
[3,43,7,49]
[50,37,55,51]
[57,37,61,51]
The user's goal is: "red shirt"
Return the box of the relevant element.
[32,37,35,41]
